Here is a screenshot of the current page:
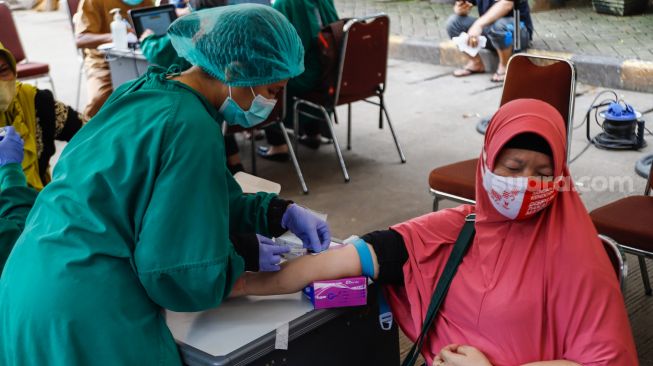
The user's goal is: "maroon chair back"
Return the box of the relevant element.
[501,55,575,129]
[0,2,27,63]
[335,15,389,106]
[500,54,576,159]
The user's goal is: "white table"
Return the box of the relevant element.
[100,46,150,88]
[166,286,399,366]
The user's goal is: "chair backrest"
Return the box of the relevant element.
[501,54,576,160]
[0,2,27,63]
[66,0,80,30]
[599,234,627,290]
[334,14,389,106]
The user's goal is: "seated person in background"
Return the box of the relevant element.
[0,43,84,190]
[140,0,247,173]
[0,126,37,274]
[257,0,339,160]
[74,0,154,119]
[446,0,533,82]
[232,99,637,366]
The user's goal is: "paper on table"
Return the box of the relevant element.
[452,32,487,57]
[234,172,281,194]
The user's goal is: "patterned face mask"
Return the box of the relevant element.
[482,161,559,220]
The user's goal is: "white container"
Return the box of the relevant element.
[110,8,128,50]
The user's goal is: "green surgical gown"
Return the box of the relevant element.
[0,186,36,274]
[273,0,339,95]
[141,34,192,71]
[0,163,34,274]
[0,67,278,366]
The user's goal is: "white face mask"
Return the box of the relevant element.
[481,154,558,220]
[0,80,16,112]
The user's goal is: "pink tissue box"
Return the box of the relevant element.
[302,276,367,309]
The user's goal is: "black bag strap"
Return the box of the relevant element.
[401,213,476,366]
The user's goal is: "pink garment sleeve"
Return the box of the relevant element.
[385,205,475,364]
[548,239,638,366]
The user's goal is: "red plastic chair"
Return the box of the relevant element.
[428,54,576,210]
[0,1,56,95]
[591,163,653,295]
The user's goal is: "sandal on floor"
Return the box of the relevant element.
[491,71,506,83]
[453,67,485,77]
[257,146,289,162]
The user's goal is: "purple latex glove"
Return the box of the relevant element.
[0,126,24,166]
[257,234,290,272]
[281,204,331,253]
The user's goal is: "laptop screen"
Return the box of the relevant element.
[129,5,177,39]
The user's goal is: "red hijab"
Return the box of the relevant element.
[386,99,637,365]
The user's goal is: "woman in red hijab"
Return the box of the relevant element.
[233,99,638,365]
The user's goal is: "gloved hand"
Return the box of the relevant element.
[258,234,290,272]
[0,126,24,166]
[281,204,331,253]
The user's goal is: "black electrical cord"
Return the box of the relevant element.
[572,90,618,130]
[568,92,619,164]
[569,141,592,165]
[569,89,648,163]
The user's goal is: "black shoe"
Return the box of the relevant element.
[298,135,321,150]
[228,163,245,175]
[257,146,289,162]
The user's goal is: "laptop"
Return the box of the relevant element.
[128,4,177,39]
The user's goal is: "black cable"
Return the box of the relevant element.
[569,141,592,165]
[592,99,616,130]
[572,90,618,130]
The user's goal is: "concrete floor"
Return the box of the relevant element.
[15,7,653,364]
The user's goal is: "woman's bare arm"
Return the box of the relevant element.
[230,243,379,297]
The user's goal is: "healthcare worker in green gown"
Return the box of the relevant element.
[140,0,258,174]
[0,126,35,274]
[0,5,330,365]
